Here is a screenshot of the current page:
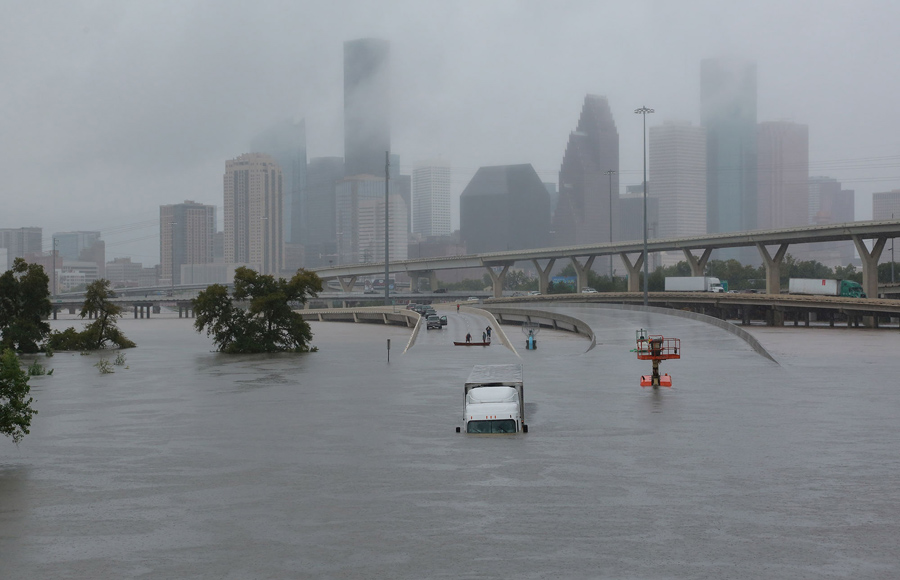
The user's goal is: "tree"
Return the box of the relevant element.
[193,267,323,353]
[0,258,51,353]
[0,348,37,443]
[46,279,135,351]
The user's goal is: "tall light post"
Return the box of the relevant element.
[168,221,178,296]
[384,151,391,305]
[634,106,654,306]
[604,169,616,280]
[893,213,896,284]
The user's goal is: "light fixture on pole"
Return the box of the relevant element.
[604,169,616,280]
[634,106,654,306]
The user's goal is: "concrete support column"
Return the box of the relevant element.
[337,275,357,293]
[852,234,886,300]
[682,248,714,276]
[53,308,58,320]
[619,253,644,293]
[757,243,789,296]
[427,271,438,291]
[134,305,138,319]
[485,264,510,298]
[531,259,556,295]
[570,256,596,293]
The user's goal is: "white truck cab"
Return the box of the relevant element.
[457,364,527,434]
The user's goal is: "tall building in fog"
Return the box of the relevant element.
[873,189,900,220]
[412,161,452,237]
[250,119,307,244]
[160,201,216,286]
[304,157,345,267]
[0,227,42,269]
[552,95,619,247]
[757,121,809,229]
[808,176,855,266]
[389,153,411,233]
[701,58,758,245]
[344,38,390,178]
[460,164,550,254]
[224,153,283,275]
[649,122,706,239]
[334,175,407,265]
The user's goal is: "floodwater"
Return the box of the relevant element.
[1,304,899,579]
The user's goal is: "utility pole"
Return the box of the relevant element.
[52,237,58,297]
[604,169,616,280]
[384,151,391,305]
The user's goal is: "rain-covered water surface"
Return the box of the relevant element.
[2,304,899,579]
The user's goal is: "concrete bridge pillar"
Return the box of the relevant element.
[485,264,511,298]
[852,234,886,300]
[427,271,438,292]
[531,259,556,295]
[53,307,58,320]
[683,248,714,276]
[409,273,420,292]
[569,257,595,293]
[69,306,76,315]
[337,275,357,293]
[757,243,789,296]
[134,305,138,319]
[619,252,644,293]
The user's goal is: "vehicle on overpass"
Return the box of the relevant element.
[456,364,527,434]
[788,278,866,298]
[664,276,726,292]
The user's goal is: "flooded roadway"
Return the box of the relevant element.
[1,305,899,578]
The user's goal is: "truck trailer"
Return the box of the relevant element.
[788,278,866,298]
[664,276,725,292]
[457,364,527,434]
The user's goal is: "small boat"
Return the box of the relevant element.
[454,341,491,346]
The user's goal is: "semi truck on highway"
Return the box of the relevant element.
[456,364,527,434]
[788,278,866,298]
[664,276,726,292]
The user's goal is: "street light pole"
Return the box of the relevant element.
[634,106,654,306]
[893,213,896,284]
[168,221,178,295]
[604,169,616,281]
[384,150,391,305]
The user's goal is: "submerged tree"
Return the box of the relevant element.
[0,258,52,353]
[46,279,135,351]
[193,267,322,353]
[0,348,37,444]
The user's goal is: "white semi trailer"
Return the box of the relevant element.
[664,276,725,292]
[456,364,527,434]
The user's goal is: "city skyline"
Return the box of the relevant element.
[4,3,900,266]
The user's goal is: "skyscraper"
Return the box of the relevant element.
[649,122,706,240]
[808,176,856,266]
[412,161,452,237]
[304,157,345,267]
[334,175,407,265]
[224,153,283,275]
[552,95,619,247]
[250,119,307,245]
[460,164,550,254]
[344,38,390,178]
[701,58,758,241]
[160,201,216,286]
[0,227,42,269]
[873,189,900,220]
[757,121,809,230]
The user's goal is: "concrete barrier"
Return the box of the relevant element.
[481,306,596,352]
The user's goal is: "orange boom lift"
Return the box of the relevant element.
[635,329,680,388]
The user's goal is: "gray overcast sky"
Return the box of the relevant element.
[3,0,899,263]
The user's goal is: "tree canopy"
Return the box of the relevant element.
[47,279,135,351]
[193,267,322,353]
[0,258,52,353]
[0,348,37,444]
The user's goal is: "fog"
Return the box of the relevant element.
[2,0,899,263]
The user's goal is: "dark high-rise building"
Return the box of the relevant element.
[460,164,550,254]
[757,121,809,230]
[0,227,42,269]
[250,119,307,244]
[702,58,757,244]
[344,38,390,178]
[304,157,345,267]
[552,95,619,247]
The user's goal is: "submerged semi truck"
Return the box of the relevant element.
[788,278,866,298]
[456,364,527,434]
[664,276,726,292]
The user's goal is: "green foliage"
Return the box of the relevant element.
[45,280,136,351]
[0,258,52,353]
[94,358,114,374]
[27,359,48,376]
[114,352,127,366]
[0,348,37,443]
[193,267,323,353]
